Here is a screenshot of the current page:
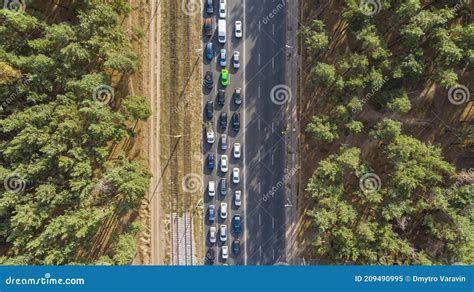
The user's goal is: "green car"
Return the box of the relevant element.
[221,69,229,87]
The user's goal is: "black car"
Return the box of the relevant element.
[232,112,240,130]
[232,239,240,255]
[207,153,215,169]
[204,71,213,89]
[206,248,215,264]
[217,89,225,105]
[205,100,213,119]
[220,112,227,129]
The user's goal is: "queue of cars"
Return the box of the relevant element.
[203,0,243,264]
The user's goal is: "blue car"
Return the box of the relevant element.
[206,42,213,60]
[208,153,215,169]
[233,214,241,234]
[208,205,215,222]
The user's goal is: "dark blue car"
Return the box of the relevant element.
[233,214,241,234]
[208,205,215,222]
[207,153,215,169]
[206,42,213,60]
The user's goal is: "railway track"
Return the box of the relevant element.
[168,0,194,266]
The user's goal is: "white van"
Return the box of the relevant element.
[218,19,226,43]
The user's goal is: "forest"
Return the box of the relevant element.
[0,1,150,264]
[300,0,473,264]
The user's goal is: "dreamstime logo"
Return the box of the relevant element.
[359,0,382,16]
[3,0,26,13]
[181,0,200,16]
[262,0,287,24]
[262,166,299,202]
[92,84,114,105]
[359,173,381,193]
[182,173,202,193]
[3,173,26,194]
[2,77,31,109]
[174,92,196,114]
[270,84,292,105]
[448,84,470,105]
[444,168,473,195]
[355,75,388,113]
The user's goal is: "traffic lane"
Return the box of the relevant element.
[225,0,245,265]
[239,115,266,265]
[243,121,286,265]
[240,17,265,264]
[241,0,290,265]
[205,16,230,265]
[214,64,244,263]
[242,98,287,258]
[202,6,221,265]
[258,69,287,265]
[241,60,287,264]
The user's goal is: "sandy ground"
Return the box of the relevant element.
[147,0,164,265]
[125,0,164,265]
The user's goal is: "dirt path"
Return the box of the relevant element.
[128,0,164,265]
[148,0,164,265]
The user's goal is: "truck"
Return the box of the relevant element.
[204,17,213,37]
[218,19,226,44]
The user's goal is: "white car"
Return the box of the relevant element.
[219,0,226,18]
[220,224,227,242]
[220,202,228,219]
[235,20,242,38]
[235,190,241,207]
[219,49,226,67]
[232,167,240,183]
[221,155,228,172]
[206,123,215,144]
[208,181,216,197]
[209,226,216,244]
[233,143,241,158]
[233,51,240,69]
[221,245,229,259]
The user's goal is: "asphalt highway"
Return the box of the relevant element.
[203,0,292,266]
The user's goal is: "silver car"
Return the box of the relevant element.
[234,190,241,207]
[219,0,226,18]
[232,167,240,183]
[220,224,227,242]
[209,226,216,244]
[233,51,240,69]
[221,245,229,260]
[221,155,228,173]
[219,49,226,67]
[221,134,228,151]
